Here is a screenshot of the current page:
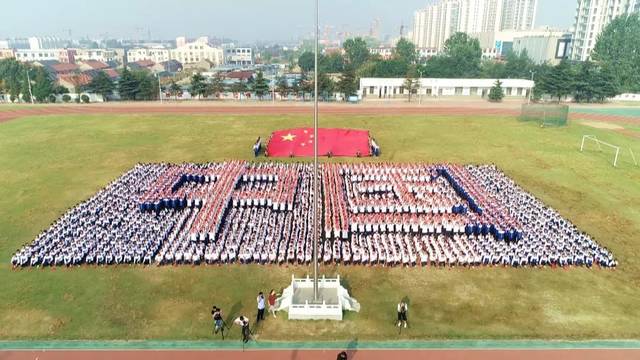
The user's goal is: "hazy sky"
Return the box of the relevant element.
[0,0,576,43]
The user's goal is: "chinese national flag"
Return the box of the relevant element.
[266,128,371,158]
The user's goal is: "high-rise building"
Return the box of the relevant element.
[571,0,639,61]
[412,0,537,50]
[412,0,460,49]
[501,0,537,30]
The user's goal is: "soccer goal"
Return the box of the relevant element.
[580,135,621,167]
[521,104,569,127]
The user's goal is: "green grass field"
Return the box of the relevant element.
[0,113,639,341]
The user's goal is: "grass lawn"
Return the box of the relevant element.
[0,113,639,341]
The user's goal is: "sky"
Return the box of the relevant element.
[0,0,576,43]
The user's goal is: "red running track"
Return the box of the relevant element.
[0,103,637,124]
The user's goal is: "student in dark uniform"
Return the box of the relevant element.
[397,300,408,328]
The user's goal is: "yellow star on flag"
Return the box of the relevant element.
[281,133,296,141]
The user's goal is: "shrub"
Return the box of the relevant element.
[81,94,90,104]
[62,94,71,103]
[48,94,57,103]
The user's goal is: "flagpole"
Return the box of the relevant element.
[312,0,319,302]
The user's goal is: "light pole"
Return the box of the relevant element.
[312,0,320,303]
[157,73,163,104]
[528,70,536,104]
[26,69,35,104]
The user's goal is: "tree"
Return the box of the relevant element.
[252,71,270,100]
[321,52,345,73]
[343,38,370,68]
[168,81,182,100]
[546,60,574,101]
[230,80,248,100]
[87,71,115,101]
[488,80,504,102]
[403,66,420,102]
[591,13,640,93]
[31,67,54,102]
[317,72,335,100]
[135,72,159,101]
[276,77,290,100]
[209,74,225,98]
[118,67,139,101]
[190,73,207,99]
[426,32,482,78]
[394,38,417,65]
[290,78,301,99]
[591,65,620,102]
[336,66,357,100]
[0,59,27,101]
[298,51,316,73]
[572,61,597,103]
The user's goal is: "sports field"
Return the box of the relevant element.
[0,109,639,341]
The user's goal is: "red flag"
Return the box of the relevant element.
[266,128,371,158]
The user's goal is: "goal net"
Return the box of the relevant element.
[520,104,569,127]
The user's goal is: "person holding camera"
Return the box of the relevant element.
[212,306,225,339]
[234,315,251,343]
[397,300,408,328]
[256,291,266,323]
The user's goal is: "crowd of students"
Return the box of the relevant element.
[11,162,617,269]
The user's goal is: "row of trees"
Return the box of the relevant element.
[0,59,68,103]
[186,71,271,100]
[295,12,639,102]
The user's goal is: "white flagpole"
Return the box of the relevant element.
[312,0,320,302]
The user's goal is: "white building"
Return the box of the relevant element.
[170,38,223,66]
[14,49,75,63]
[513,32,572,64]
[359,77,534,98]
[571,0,639,61]
[412,0,537,50]
[126,48,170,64]
[74,49,119,63]
[369,46,394,59]
[224,47,254,66]
[28,36,67,50]
[471,27,567,58]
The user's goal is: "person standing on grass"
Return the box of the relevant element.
[212,306,225,339]
[256,291,266,323]
[268,289,278,318]
[234,315,251,343]
[397,300,408,328]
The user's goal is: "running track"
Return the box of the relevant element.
[0,103,637,124]
[2,349,639,360]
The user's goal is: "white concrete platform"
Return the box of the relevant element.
[277,275,360,321]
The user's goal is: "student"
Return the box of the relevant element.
[256,292,266,323]
[268,289,278,318]
[397,300,408,328]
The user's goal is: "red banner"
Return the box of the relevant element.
[266,128,371,157]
